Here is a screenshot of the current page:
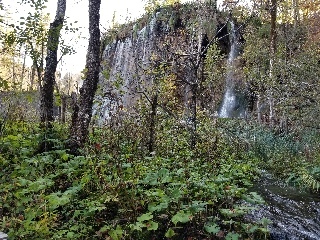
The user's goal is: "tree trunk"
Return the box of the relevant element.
[293,0,300,29]
[12,55,15,85]
[148,94,158,154]
[269,0,277,128]
[60,94,67,123]
[20,46,27,90]
[190,82,197,149]
[257,94,262,123]
[68,0,101,154]
[37,0,66,152]
[30,64,36,90]
[39,0,66,140]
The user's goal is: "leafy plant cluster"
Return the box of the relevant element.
[241,13,320,131]
[219,120,320,192]
[1,118,269,240]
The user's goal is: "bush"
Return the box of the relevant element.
[0,119,268,239]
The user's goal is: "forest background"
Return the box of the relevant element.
[0,0,319,239]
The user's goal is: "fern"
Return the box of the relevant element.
[300,168,320,192]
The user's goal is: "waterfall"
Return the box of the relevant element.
[93,14,158,124]
[95,10,247,124]
[218,20,245,118]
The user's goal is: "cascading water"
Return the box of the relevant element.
[93,14,158,123]
[96,13,249,123]
[218,20,246,118]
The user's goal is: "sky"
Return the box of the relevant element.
[2,0,148,75]
[2,0,230,75]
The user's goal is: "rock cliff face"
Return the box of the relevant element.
[94,2,247,123]
[94,14,158,122]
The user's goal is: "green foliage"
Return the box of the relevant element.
[222,120,320,193]
[0,78,10,91]
[3,2,320,239]
[242,6,320,132]
[242,24,270,94]
[231,1,320,189]
[0,0,77,92]
[203,42,226,112]
[144,0,179,13]
[0,118,268,239]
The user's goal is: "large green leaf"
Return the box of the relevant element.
[146,220,158,231]
[171,211,191,225]
[204,222,220,234]
[226,232,240,240]
[137,212,153,222]
[148,201,169,212]
[165,228,176,238]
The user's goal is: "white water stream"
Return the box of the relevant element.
[219,21,245,118]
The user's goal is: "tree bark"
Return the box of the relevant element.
[293,0,300,29]
[268,0,277,128]
[20,46,27,90]
[40,1,66,122]
[190,82,197,149]
[12,55,15,85]
[60,94,67,123]
[38,0,66,151]
[257,94,262,123]
[30,64,35,90]
[148,94,158,154]
[68,0,101,154]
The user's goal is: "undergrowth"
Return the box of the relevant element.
[220,120,320,192]
[0,118,269,240]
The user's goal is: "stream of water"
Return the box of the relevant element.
[218,20,246,118]
[247,172,320,240]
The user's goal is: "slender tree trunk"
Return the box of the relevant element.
[30,64,35,90]
[60,94,67,123]
[12,55,15,85]
[293,0,300,29]
[40,0,66,124]
[68,0,101,154]
[269,0,277,128]
[148,94,158,154]
[29,45,43,91]
[189,26,203,149]
[39,0,66,151]
[20,46,27,90]
[257,94,262,123]
[190,82,197,149]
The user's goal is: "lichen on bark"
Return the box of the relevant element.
[68,0,101,154]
